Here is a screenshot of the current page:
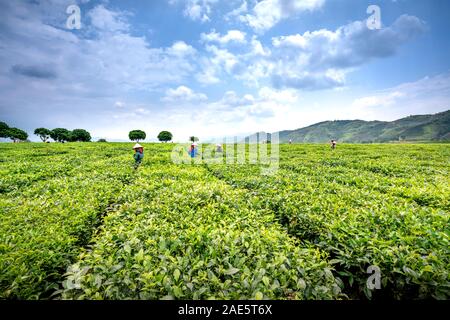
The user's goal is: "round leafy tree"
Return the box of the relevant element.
[129,130,146,142]
[189,136,199,143]
[8,127,28,142]
[157,131,173,143]
[71,129,92,142]
[0,121,9,138]
[34,128,52,142]
[50,128,71,142]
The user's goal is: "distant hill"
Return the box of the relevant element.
[246,110,450,143]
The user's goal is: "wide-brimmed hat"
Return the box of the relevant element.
[133,143,143,149]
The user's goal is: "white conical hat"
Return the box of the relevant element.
[192,142,198,146]
[133,143,143,149]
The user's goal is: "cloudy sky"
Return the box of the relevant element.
[0,0,449,142]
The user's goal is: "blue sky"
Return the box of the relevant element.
[0,0,449,142]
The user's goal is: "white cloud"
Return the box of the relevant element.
[195,62,221,84]
[351,73,450,117]
[0,2,201,139]
[88,5,129,32]
[352,91,405,108]
[167,41,197,57]
[220,90,255,107]
[94,73,450,141]
[135,107,150,115]
[115,101,125,108]
[207,45,239,74]
[241,0,325,33]
[170,0,219,22]
[258,87,299,103]
[196,45,240,84]
[271,69,347,90]
[205,87,300,121]
[235,59,274,87]
[162,86,208,102]
[269,14,426,90]
[195,14,425,90]
[224,1,248,21]
[82,34,197,91]
[201,29,247,45]
[186,3,207,21]
[158,87,300,138]
[0,1,443,142]
[271,15,426,69]
[272,33,308,48]
[249,36,271,56]
[2,4,198,92]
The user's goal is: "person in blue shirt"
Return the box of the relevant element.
[189,143,197,158]
[133,143,144,169]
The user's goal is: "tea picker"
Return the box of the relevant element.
[330,140,337,150]
[133,143,144,169]
[190,142,198,158]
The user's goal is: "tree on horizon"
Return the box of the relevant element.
[8,127,28,143]
[70,129,92,142]
[158,131,173,143]
[34,128,52,142]
[129,130,146,142]
[0,122,10,138]
[50,128,71,142]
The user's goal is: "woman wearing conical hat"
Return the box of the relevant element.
[132,143,144,169]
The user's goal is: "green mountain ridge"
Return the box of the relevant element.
[247,110,450,143]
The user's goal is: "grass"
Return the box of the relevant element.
[0,142,448,299]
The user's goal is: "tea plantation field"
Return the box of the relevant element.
[0,143,448,300]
